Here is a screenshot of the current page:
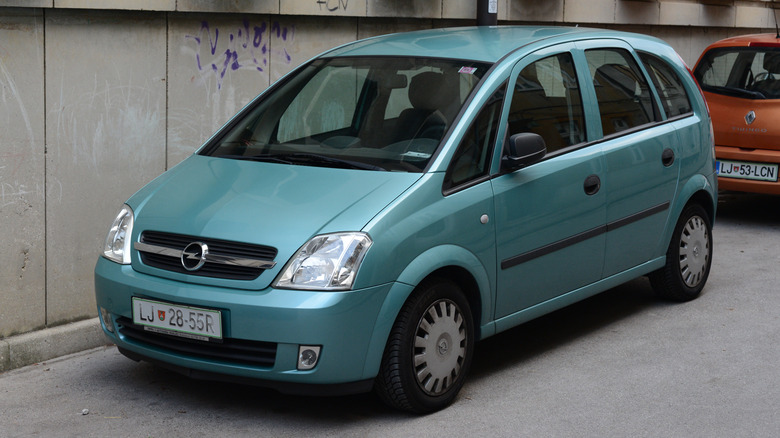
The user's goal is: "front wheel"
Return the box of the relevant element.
[374,278,474,414]
[650,204,713,301]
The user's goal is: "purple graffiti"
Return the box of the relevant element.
[185,20,294,90]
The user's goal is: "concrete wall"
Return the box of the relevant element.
[0,0,776,338]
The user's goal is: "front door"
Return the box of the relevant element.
[493,47,607,319]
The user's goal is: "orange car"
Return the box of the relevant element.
[694,34,780,194]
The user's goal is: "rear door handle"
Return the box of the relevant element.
[584,174,601,195]
[662,148,675,167]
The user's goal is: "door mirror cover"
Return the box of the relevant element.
[502,132,547,172]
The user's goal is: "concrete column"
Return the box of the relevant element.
[44,10,167,324]
[0,9,46,337]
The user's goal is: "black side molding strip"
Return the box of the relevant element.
[606,202,670,232]
[500,201,670,270]
[501,226,605,270]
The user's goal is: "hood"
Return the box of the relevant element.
[128,155,422,289]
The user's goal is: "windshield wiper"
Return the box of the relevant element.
[216,154,293,165]
[217,153,385,171]
[275,153,386,171]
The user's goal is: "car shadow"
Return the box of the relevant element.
[716,191,780,226]
[113,358,390,418]
[467,277,660,382]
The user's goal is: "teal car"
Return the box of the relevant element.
[95,26,717,413]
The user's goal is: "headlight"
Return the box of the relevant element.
[274,232,372,291]
[102,204,134,264]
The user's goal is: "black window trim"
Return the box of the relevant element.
[584,47,663,137]
[447,43,699,190]
[637,50,695,120]
[489,115,688,182]
[442,81,508,196]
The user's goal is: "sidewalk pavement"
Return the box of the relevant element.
[0,318,109,372]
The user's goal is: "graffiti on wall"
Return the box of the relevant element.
[316,0,349,12]
[185,19,296,91]
[0,56,39,212]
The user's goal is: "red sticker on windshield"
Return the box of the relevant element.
[458,67,477,74]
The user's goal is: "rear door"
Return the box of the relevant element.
[578,42,681,276]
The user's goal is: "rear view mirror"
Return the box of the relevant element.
[502,132,547,172]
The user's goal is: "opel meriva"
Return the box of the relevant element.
[95,26,717,413]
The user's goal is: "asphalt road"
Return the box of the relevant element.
[1,192,778,437]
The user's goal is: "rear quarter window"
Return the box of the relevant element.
[585,48,658,136]
[638,52,693,118]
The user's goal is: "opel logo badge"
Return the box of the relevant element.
[181,242,208,271]
[745,110,756,125]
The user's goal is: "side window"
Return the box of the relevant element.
[696,50,739,87]
[585,48,657,136]
[444,84,506,190]
[638,52,693,118]
[507,53,585,153]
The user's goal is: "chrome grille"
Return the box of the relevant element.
[136,231,277,281]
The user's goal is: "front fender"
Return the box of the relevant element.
[360,244,494,379]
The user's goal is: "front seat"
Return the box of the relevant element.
[753,52,780,98]
[392,71,456,142]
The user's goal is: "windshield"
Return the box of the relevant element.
[201,57,491,172]
[695,47,780,99]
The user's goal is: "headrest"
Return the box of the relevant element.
[763,52,780,74]
[594,64,637,95]
[408,72,455,111]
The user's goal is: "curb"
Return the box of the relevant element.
[0,318,110,372]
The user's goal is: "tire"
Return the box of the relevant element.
[374,278,475,414]
[650,204,713,302]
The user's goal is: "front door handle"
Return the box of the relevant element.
[584,174,601,196]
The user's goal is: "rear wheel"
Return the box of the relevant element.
[650,204,712,301]
[374,278,474,414]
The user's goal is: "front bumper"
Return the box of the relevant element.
[95,257,405,394]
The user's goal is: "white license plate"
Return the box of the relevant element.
[716,159,779,182]
[132,297,222,341]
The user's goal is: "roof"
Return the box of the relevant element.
[323,26,644,63]
[702,33,780,49]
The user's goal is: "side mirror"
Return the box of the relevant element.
[502,132,547,172]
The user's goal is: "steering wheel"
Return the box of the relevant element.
[754,71,775,82]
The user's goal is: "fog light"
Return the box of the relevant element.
[297,345,321,370]
[100,307,115,333]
